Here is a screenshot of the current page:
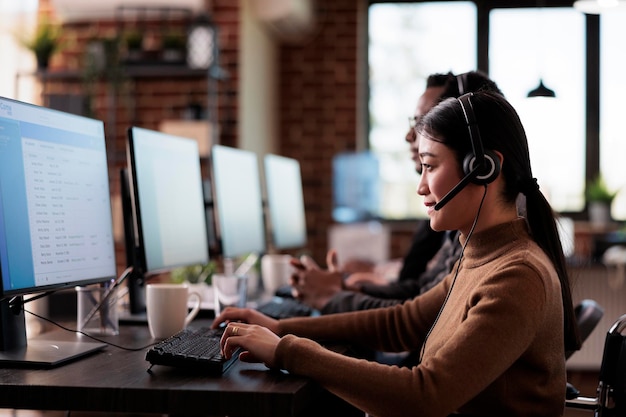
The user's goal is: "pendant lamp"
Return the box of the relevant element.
[527,79,556,98]
[527,1,556,99]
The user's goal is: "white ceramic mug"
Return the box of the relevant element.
[146,283,202,339]
[260,254,293,295]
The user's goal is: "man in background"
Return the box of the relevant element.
[290,71,503,314]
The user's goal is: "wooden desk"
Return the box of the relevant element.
[0,320,359,417]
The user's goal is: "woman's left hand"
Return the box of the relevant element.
[220,322,281,369]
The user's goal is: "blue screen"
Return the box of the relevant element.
[0,97,116,296]
[332,151,381,223]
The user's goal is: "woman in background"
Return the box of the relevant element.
[213,91,580,417]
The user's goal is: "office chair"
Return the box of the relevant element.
[565,313,626,416]
[567,299,605,359]
[566,299,605,400]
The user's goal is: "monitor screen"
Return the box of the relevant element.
[0,97,116,297]
[210,145,266,258]
[126,127,209,274]
[263,154,307,250]
[332,151,381,223]
[0,96,116,366]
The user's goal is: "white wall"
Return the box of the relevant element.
[239,0,278,156]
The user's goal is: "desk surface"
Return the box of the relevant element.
[0,319,342,417]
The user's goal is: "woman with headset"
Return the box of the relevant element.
[212,91,580,417]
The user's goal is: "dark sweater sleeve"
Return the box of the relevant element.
[397,220,446,281]
[357,232,462,300]
[320,290,406,314]
[357,279,425,300]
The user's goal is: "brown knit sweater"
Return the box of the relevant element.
[275,218,566,417]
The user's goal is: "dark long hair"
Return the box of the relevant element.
[416,91,581,352]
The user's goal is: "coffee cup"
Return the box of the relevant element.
[261,254,293,295]
[146,283,201,339]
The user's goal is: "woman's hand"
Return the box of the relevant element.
[211,307,279,335]
[220,322,281,369]
[344,271,387,288]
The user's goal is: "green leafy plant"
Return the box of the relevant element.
[123,30,143,51]
[586,175,618,203]
[18,17,63,69]
[170,261,217,285]
[162,30,186,50]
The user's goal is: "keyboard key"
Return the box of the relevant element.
[256,297,314,319]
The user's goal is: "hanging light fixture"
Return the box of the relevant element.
[574,0,626,14]
[527,79,556,98]
[187,14,217,70]
[527,1,556,98]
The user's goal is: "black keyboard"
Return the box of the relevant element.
[257,297,314,319]
[145,326,237,375]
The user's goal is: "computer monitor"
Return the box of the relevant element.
[263,154,307,250]
[123,127,210,315]
[0,96,117,366]
[210,145,266,259]
[332,151,380,223]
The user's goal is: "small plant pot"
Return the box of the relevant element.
[589,201,611,227]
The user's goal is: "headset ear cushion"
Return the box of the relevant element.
[463,149,501,185]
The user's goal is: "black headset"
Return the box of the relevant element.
[434,91,501,211]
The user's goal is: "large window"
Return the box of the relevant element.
[600,10,626,220]
[367,2,624,221]
[368,2,476,220]
[0,0,39,101]
[490,7,586,213]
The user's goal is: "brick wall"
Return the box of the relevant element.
[39,0,410,272]
[38,0,241,274]
[276,0,361,264]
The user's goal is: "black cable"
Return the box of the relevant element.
[23,308,159,352]
[418,184,488,364]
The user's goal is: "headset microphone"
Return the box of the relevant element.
[433,93,500,211]
[434,165,482,211]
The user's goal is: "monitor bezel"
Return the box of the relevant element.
[126,126,210,276]
[263,153,308,251]
[209,144,267,259]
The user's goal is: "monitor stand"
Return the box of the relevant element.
[0,339,106,368]
[0,297,106,368]
[119,269,148,325]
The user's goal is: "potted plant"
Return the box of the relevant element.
[123,30,144,62]
[161,30,186,63]
[18,17,63,70]
[171,261,216,286]
[171,261,216,307]
[586,175,618,226]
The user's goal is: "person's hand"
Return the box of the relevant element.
[211,307,279,335]
[344,271,387,288]
[341,258,375,274]
[289,250,344,310]
[343,258,401,288]
[220,322,281,369]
